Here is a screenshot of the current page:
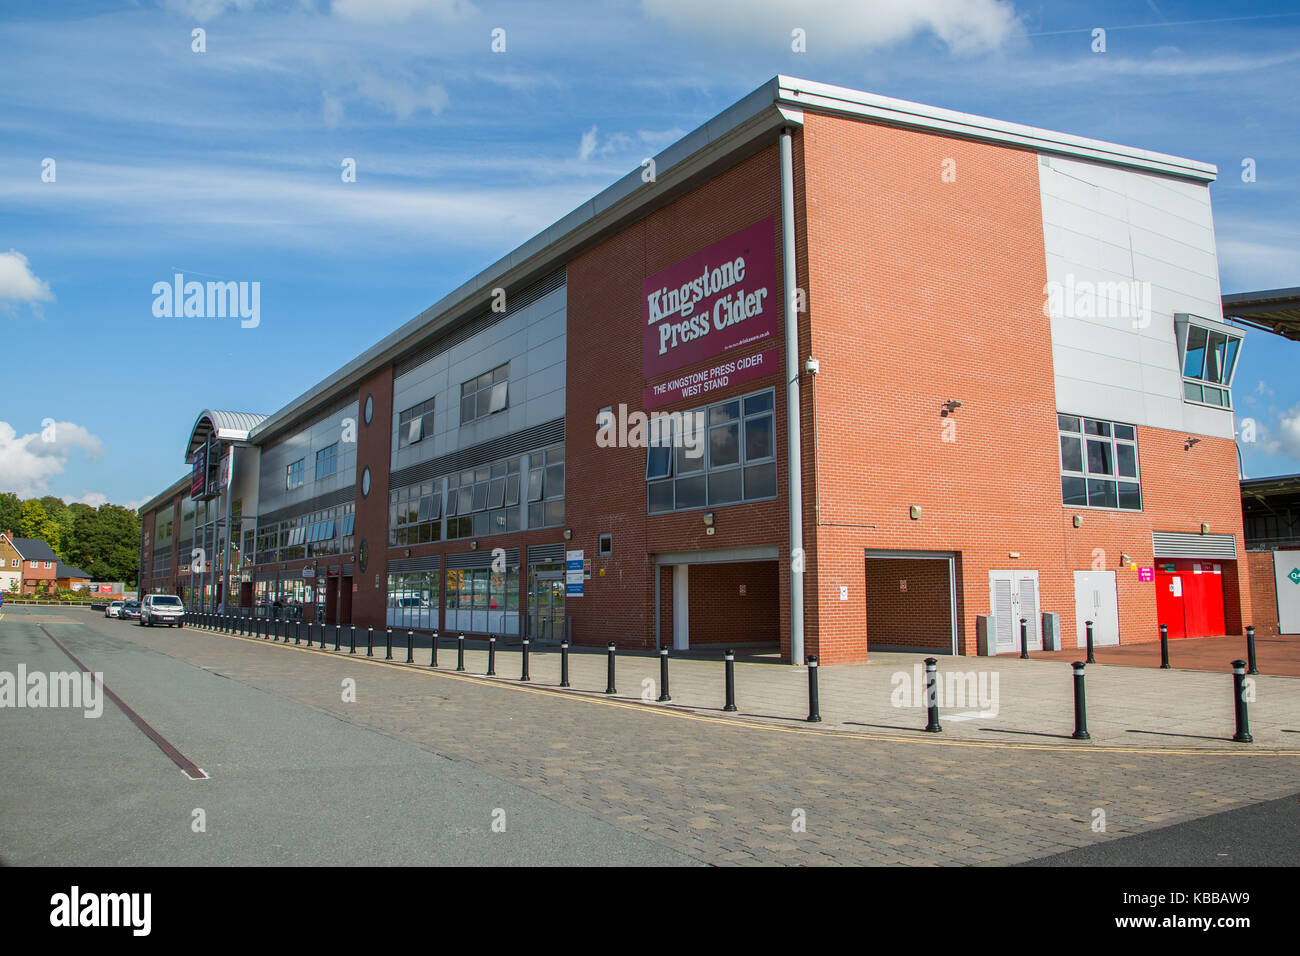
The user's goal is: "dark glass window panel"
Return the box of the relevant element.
[1060,436,1083,472]
[1222,337,1240,385]
[1061,476,1087,506]
[708,469,742,505]
[1183,325,1207,378]
[504,474,520,506]
[543,499,564,527]
[529,502,544,526]
[460,396,476,422]
[676,439,704,474]
[489,382,508,413]
[1086,439,1113,475]
[418,497,434,522]
[475,466,490,482]
[473,512,488,537]
[1116,444,1137,478]
[745,415,774,461]
[744,392,774,415]
[1113,424,1135,441]
[428,494,441,520]
[648,482,674,514]
[646,446,672,480]
[445,490,457,517]
[461,380,473,397]
[710,401,740,424]
[478,372,492,391]
[491,510,508,532]
[505,509,520,533]
[1084,420,1111,437]
[471,483,488,512]
[544,463,564,498]
[1203,387,1224,407]
[710,422,740,468]
[490,462,507,478]
[744,462,777,500]
[487,477,506,509]
[493,364,508,383]
[546,446,564,464]
[674,475,706,509]
[1205,331,1227,383]
[460,470,475,485]
[1184,381,1203,402]
[1117,482,1142,510]
[1057,414,1080,432]
[458,488,472,514]
[527,469,543,502]
[1087,478,1118,509]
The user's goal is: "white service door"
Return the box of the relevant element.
[1073,570,1119,648]
[1275,551,1300,635]
[989,570,1041,653]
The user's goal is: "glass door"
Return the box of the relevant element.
[529,568,565,642]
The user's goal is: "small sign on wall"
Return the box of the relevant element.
[1138,567,1154,582]
[899,579,907,592]
[739,584,747,596]
[839,585,848,601]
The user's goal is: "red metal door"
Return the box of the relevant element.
[1155,562,1186,640]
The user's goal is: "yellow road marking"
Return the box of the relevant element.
[170,624,1300,758]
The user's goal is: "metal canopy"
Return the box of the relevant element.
[1222,287,1300,342]
[184,410,266,462]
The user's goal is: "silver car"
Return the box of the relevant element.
[105,601,124,619]
[140,594,185,628]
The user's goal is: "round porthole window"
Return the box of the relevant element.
[363,393,374,425]
[361,466,371,498]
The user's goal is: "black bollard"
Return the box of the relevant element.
[1159,623,1170,669]
[456,633,465,672]
[334,624,341,652]
[1246,625,1259,676]
[657,648,671,702]
[349,625,356,654]
[406,630,414,664]
[294,620,301,645]
[723,649,737,712]
[385,627,393,660]
[605,642,617,694]
[430,630,439,667]
[1231,660,1253,743]
[521,637,531,682]
[806,655,821,723]
[1085,619,1096,664]
[1019,618,1029,659]
[560,640,571,688]
[1071,661,1090,740]
[366,627,373,657]
[487,635,497,676]
[924,657,942,732]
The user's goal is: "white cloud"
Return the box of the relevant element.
[579,125,598,161]
[70,491,109,508]
[642,0,1021,54]
[350,73,449,119]
[330,0,477,24]
[0,250,54,311]
[163,0,268,21]
[0,421,105,499]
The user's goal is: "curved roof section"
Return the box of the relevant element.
[186,410,266,462]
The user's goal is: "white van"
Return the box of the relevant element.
[140,594,186,628]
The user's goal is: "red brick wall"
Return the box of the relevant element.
[353,367,393,628]
[800,110,1251,659]
[565,143,797,652]
[864,558,952,651]
[687,562,780,645]
[1246,550,1281,637]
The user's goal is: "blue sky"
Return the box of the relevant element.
[1,0,1298,508]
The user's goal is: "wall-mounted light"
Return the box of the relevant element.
[702,513,715,527]
[805,357,820,375]
[940,399,963,417]
[1201,522,1210,534]
[1120,553,1131,567]
[469,540,478,550]
[563,528,572,540]
[1184,437,1202,451]
[909,505,922,520]
[1072,515,1082,528]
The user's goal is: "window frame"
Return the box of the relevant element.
[286,458,305,491]
[398,397,436,449]
[315,442,339,480]
[460,363,510,425]
[1058,413,1142,512]
[1179,321,1242,410]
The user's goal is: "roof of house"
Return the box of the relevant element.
[55,563,90,580]
[10,537,59,562]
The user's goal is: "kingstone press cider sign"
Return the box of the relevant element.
[642,217,777,381]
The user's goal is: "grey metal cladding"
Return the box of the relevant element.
[259,486,355,528]
[390,417,564,490]
[526,543,565,564]
[394,269,566,379]
[387,555,443,573]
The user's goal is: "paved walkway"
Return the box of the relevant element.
[1033,632,1300,677]
[188,618,1299,751]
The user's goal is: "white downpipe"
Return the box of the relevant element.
[780,129,804,666]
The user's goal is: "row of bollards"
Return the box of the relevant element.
[191,615,1260,743]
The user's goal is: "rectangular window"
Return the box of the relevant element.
[315,443,339,480]
[647,388,778,514]
[286,458,305,490]
[1180,321,1242,409]
[398,397,436,448]
[460,363,509,424]
[1059,414,1142,511]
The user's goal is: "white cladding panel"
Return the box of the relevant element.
[1038,154,1237,439]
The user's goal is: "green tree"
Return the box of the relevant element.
[39,496,76,555]
[19,500,61,553]
[71,505,140,586]
[0,492,21,536]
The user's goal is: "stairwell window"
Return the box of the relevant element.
[1180,321,1242,408]
[1059,414,1141,511]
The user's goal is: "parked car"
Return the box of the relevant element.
[119,600,141,621]
[105,601,124,619]
[140,594,185,628]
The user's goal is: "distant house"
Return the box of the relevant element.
[2,532,61,594]
[55,563,92,590]
[0,532,21,593]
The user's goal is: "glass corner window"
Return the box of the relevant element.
[1180,321,1242,409]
